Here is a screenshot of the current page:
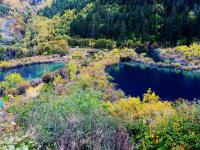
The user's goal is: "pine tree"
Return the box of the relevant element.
[119,21,126,40]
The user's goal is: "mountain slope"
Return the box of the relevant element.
[42,0,200,45]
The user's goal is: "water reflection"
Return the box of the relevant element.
[106,61,200,101]
[0,62,65,81]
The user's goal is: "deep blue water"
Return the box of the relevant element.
[106,61,200,101]
[0,62,65,81]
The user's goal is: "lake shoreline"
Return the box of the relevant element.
[107,58,200,101]
[120,49,200,72]
[0,55,65,71]
[130,58,200,73]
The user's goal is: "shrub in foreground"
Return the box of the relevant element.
[8,85,200,149]
[0,73,29,96]
[10,86,129,149]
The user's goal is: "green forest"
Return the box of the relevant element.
[0,0,200,149]
[42,0,200,45]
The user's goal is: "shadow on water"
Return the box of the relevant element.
[147,49,176,63]
[0,62,65,81]
[106,61,200,101]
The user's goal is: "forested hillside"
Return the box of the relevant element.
[42,0,200,45]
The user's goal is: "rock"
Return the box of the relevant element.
[30,78,42,87]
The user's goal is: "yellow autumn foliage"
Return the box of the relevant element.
[79,73,93,87]
[176,43,200,57]
[103,89,176,125]
[67,61,78,81]
[0,61,12,68]
[176,45,190,51]
[143,88,160,103]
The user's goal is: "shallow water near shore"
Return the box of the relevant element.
[106,61,200,101]
[0,62,65,81]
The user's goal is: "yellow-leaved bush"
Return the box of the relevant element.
[176,43,200,57]
[102,89,176,125]
[67,61,78,81]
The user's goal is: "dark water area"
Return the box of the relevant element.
[147,50,175,63]
[0,62,65,81]
[147,50,165,62]
[106,61,200,101]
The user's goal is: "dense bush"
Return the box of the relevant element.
[68,38,116,49]
[10,85,125,149]
[0,46,24,60]
[37,42,54,55]
[37,40,69,55]
[0,73,29,96]
[0,4,9,16]
[127,103,200,149]
[0,46,6,60]
[67,62,78,81]
[7,77,200,150]
[68,38,95,48]
[0,34,3,41]
[94,39,116,49]
[42,73,54,83]
[6,45,24,59]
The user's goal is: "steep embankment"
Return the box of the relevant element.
[0,19,21,45]
[0,0,51,46]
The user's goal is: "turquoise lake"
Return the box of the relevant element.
[0,62,65,81]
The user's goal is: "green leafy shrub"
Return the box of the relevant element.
[0,4,9,16]
[127,103,200,149]
[10,85,120,149]
[38,42,54,55]
[38,40,69,55]
[0,46,6,60]
[0,34,3,41]
[0,73,29,95]
[68,38,96,48]
[68,38,116,49]
[94,39,116,49]
[0,132,37,150]
[67,62,78,81]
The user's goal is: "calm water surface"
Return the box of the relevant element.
[106,61,200,101]
[0,62,65,81]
